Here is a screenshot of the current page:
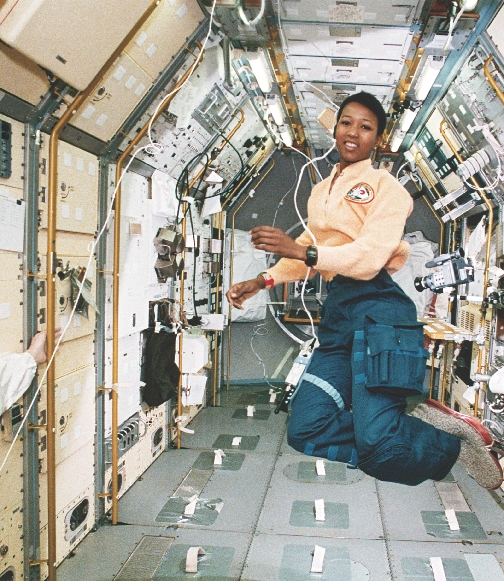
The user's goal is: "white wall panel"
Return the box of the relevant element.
[283,23,412,61]
[39,230,96,342]
[0,435,23,513]
[104,333,142,429]
[51,335,95,379]
[38,444,95,571]
[105,171,151,339]
[71,53,153,142]
[0,507,23,579]
[103,406,165,512]
[38,439,94,527]
[0,0,154,90]
[38,142,98,234]
[55,484,94,565]
[0,178,24,353]
[55,366,95,464]
[289,54,403,85]
[276,0,422,26]
[126,0,204,79]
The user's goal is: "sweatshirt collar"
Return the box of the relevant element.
[332,158,373,179]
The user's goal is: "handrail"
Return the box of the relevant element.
[484,56,504,107]
[440,119,494,416]
[112,43,203,518]
[413,152,445,253]
[45,2,162,576]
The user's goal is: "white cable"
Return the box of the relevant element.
[293,139,337,245]
[0,0,220,475]
[302,81,340,111]
[444,0,468,52]
[250,321,279,387]
[238,0,265,27]
[272,142,337,340]
[285,146,323,181]
[300,270,316,338]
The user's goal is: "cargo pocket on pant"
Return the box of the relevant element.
[363,316,428,397]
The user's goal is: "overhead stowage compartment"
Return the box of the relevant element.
[0,0,153,91]
[0,42,50,104]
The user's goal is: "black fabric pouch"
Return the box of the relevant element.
[142,328,180,407]
[363,316,428,397]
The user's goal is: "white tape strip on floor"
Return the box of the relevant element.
[184,495,198,517]
[247,405,255,417]
[316,460,326,476]
[430,557,447,581]
[465,554,504,581]
[445,508,460,531]
[269,389,277,403]
[311,545,325,573]
[232,437,242,446]
[435,482,471,512]
[214,449,225,466]
[315,499,325,522]
[186,547,206,573]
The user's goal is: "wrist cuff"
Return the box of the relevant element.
[259,272,275,289]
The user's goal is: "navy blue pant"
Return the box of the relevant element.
[287,270,461,486]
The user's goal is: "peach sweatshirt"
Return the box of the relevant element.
[267,158,412,284]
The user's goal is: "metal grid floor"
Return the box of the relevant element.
[57,385,504,581]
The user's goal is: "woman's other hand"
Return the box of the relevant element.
[250,226,306,260]
[226,276,265,310]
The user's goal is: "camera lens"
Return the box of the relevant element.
[414,277,427,292]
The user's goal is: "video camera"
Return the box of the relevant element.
[414,248,474,293]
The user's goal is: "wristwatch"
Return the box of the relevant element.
[305,245,318,267]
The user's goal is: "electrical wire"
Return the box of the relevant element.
[238,0,266,27]
[284,145,323,181]
[444,0,469,52]
[302,81,340,111]
[0,0,220,475]
[271,156,299,229]
[250,321,281,388]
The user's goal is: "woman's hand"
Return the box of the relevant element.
[250,226,307,261]
[226,277,265,310]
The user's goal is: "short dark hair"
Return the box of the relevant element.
[336,91,387,136]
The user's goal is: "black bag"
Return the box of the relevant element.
[142,328,180,407]
[363,316,428,397]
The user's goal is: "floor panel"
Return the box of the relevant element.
[57,385,504,580]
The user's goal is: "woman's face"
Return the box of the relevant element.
[334,101,382,170]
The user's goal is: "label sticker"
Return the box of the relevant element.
[81,105,95,120]
[125,75,137,90]
[0,303,10,320]
[96,114,108,127]
[135,31,148,47]
[146,43,157,58]
[113,66,126,81]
